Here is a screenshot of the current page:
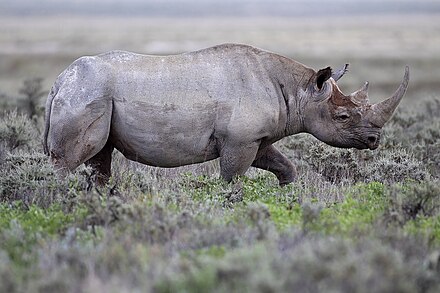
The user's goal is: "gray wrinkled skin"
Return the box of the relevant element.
[43,44,409,185]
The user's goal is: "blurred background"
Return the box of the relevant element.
[0,0,439,108]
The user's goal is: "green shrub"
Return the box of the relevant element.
[0,202,76,235]
[385,181,440,225]
[359,148,427,183]
[303,142,360,183]
[381,98,440,179]
[299,142,427,184]
[0,110,39,152]
[155,235,439,293]
[0,150,82,209]
[0,202,86,271]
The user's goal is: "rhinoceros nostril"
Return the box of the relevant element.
[367,135,377,145]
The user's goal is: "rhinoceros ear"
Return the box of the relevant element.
[315,67,332,90]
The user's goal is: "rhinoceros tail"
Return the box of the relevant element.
[43,83,59,155]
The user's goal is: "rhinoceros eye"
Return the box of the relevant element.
[336,113,350,121]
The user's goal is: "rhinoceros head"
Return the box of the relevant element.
[301,65,409,150]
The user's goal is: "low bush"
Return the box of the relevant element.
[0,110,39,152]
[0,87,440,292]
[385,181,440,225]
[0,150,92,211]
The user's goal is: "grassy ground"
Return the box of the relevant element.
[0,99,440,292]
[1,15,440,292]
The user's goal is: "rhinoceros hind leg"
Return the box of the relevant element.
[47,96,112,177]
[252,145,297,186]
[219,142,260,182]
[85,141,114,185]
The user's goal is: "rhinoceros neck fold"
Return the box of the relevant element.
[281,90,307,137]
[270,58,313,137]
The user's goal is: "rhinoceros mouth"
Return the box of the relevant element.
[353,138,379,150]
[353,142,370,150]
[351,136,379,150]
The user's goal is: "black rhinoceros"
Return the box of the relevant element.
[43,43,409,185]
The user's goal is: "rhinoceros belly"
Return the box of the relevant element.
[109,99,220,167]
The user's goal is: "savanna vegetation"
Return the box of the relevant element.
[1,14,440,293]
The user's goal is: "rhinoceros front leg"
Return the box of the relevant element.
[252,145,297,186]
[219,141,260,182]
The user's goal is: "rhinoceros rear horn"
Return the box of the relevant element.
[370,66,410,127]
[349,81,369,106]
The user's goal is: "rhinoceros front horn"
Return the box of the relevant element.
[370,66,410,127]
